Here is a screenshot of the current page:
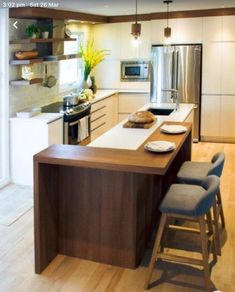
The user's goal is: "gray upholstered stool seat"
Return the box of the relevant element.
[177,161,211,185]
[145,176,220,292]
[160,184,210,217]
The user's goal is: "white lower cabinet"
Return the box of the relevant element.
[91,93,118,141]
[10,115,63,186]
[118,93,149,122]
[201,94,235,142]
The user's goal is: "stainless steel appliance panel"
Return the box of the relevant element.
[177,45,201,104]
[150,44,202,141]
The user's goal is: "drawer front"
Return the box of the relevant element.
[91,115,106,131]
[91,106,107,122]
[91,99,107,113]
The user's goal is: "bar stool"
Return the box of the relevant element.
[177,152,225,255]
[144,175,220,292]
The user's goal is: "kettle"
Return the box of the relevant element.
[63,93,79,106]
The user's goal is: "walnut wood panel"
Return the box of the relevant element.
[34,121,192,273]
[10,7,235,23]
[34,122,192,176]
[108,7,235,23]
[9,7,108,23]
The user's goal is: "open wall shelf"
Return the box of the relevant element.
[10,38,76,44]
[10,78,43,86]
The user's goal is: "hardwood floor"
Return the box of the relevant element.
[0,142,234,292]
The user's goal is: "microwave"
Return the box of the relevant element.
[121,60,149,81]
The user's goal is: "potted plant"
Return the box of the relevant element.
[25,24,40,39]
[80,40,109,88]
[39,24,57,39]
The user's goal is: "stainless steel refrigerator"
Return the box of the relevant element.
[150,44,202,141]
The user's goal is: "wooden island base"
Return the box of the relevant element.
[34,122,192,273]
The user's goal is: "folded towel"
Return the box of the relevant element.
[77,116,89,142]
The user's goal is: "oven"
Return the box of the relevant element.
[63,105,91,145]
[41,101,91,145]
[121,60,149,81]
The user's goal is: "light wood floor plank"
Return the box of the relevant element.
[0,142,235,291]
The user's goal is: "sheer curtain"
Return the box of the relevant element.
[0,8,10,188]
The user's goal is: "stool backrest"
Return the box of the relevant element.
[208,152,225,178]
[196,175,220,216]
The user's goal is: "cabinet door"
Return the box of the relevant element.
[202,16,222,42]
[48,118,63,145]
[221,43,235,95]
[222,16,235,42]
[202,43,222,95]
[176,18,202,43]
[220,95,235,137]
[201,95,220,137]
[118,93,149,114]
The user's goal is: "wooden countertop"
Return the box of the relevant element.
[34,122,192,175]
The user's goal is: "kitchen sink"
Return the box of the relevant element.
[147,108,174,116]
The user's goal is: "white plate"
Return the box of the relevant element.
[160,124,187,134]
[144,140,176,153]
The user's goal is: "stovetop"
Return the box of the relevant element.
[41,101,90,116]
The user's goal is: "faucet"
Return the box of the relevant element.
[161,89,179,110]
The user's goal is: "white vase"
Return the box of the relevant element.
[41,31,49,39]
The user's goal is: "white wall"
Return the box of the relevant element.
[0,9,10,188]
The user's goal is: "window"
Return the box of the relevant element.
[59,33,84,92]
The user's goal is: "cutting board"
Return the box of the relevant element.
[123,119,156,129]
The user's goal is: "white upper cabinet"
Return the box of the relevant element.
[222,16,235,41]
[221,43,235,94]
[176,18,203,43]
[120,22,151,59]
[202,17,222,42]
[202,42,222,94]
[93,23,121,59]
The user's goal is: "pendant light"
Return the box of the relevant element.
[163,0,172,39]
[131,0,141,40]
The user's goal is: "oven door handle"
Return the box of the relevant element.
[69,120,79,126]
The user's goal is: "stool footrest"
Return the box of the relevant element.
[158,252,203,266]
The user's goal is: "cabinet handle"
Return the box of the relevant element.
[91,122,106,132]
[91,105,106,114]
[91,114,106,123]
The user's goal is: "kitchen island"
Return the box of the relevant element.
[34,105,193,274]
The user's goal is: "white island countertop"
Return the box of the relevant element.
[89,103,194,150]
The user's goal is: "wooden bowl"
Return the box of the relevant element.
[15,50,39,60]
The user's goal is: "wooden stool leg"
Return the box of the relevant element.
[199,216,211,292]
[213,200,221,256]
[144,214,167,290]
[206,211,217,263]
[217,188,226,228]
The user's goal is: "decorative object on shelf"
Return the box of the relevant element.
[79,89,94,101]
[163,0,173,43]
[131,0,141,40]
[15,50,39,60]
[42,64,57,88]
[21,65,34,80]
[90,76,97,93]
[39,24,57,39]
[25,23,40,38]
[80,40,109,85]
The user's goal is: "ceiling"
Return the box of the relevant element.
[54,0,235,16]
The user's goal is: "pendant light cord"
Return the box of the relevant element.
[135,0,138,24]
[166,2,169,27]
